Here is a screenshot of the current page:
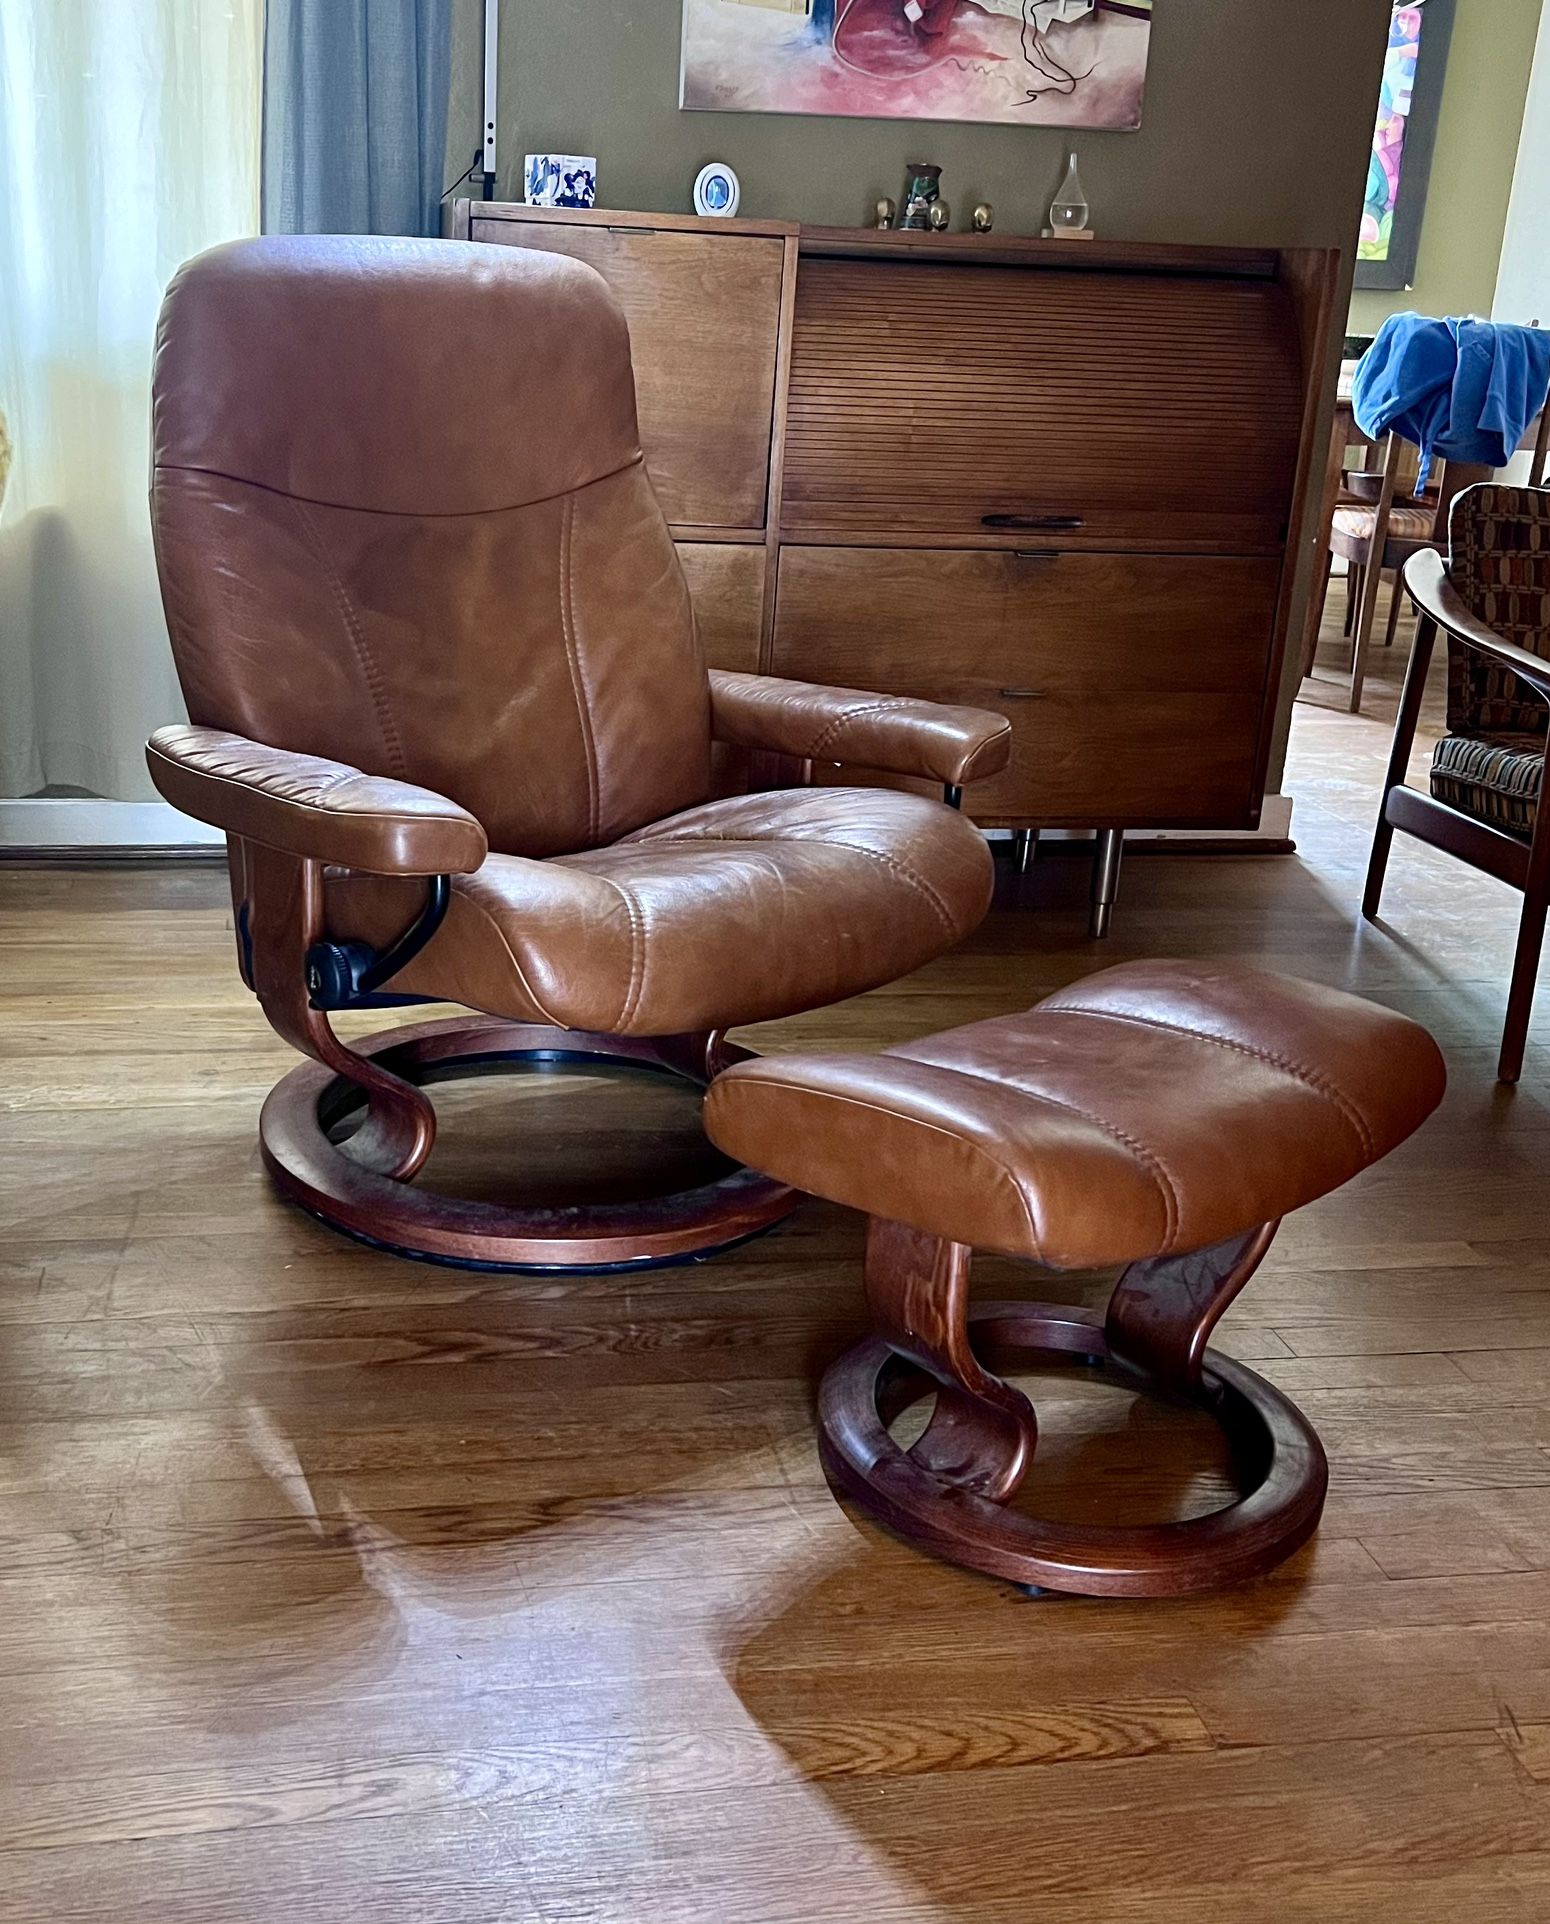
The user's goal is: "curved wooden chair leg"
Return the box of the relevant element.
[236,844,794,1269]
[1383,568,1405,648]
[259,1017,796,1270]
[242,842,434,1180]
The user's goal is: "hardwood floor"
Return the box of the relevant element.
[8,599,1550,1921]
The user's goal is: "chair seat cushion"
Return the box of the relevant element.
[704,961,1445,1268]
[1332,502,1438,543]
[329,787,993,1037]
[1431,731,1546,836]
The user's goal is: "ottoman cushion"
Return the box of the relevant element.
[704,961,1445,1268]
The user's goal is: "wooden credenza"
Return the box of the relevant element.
[454,201,1338,832]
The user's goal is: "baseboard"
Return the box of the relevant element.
[1131,792,1295,848]
[0,798,222,852]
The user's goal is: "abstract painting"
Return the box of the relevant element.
[1355,0,1454,291]
[680,0,1153,130]
[1360,5,1423,265]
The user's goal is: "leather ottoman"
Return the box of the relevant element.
[704,962,1446,1596]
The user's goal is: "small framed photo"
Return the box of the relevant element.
[693,161,741,219]
[524,154,598,210]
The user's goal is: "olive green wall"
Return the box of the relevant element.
[448,0,1395,802]
[1349,0,1542,338]
[451,0,1389,250]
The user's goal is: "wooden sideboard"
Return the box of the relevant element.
[453,200,1339,832]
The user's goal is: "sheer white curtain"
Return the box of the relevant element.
[0,0,262,802]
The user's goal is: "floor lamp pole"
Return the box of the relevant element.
[482,0,499,200]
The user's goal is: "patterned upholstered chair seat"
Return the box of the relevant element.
[1332,501,1441,545]
[1431,730,1546,837]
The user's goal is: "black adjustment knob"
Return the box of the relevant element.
[304,940,376,1010]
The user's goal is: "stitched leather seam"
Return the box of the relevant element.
[460,869,643,1033]
[290,498,408,778]
[716,1076,1044,1261]
[558,495,602,844]
[155,451,647,519]
[804,699,916,761]
[960,724,1014,783]
[442,885,570,1028]
[609,878,647,1032]
[893,1053,1181,1249]
[633,831,958,942]
[820,841,957,942]
[1041,1004,1378,1161]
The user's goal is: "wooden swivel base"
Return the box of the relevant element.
[817,1221,1329,1597]
[259,1016,797,1273]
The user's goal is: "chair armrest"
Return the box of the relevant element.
[146,726,488,876]
[708,671,1012,788]
[1404,550,1550,699]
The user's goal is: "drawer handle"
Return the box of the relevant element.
[1012,550,1059,562]
[997,686,1045,700]
[983,513,1085,532]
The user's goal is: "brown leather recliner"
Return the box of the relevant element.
[145,235,1010,1270]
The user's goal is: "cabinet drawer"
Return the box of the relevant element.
[771,548,1279,826]
[677,543,765,673]
[472,217,784,531]
[783,259,1302,552]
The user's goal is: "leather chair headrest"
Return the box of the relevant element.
[152,234,643,516]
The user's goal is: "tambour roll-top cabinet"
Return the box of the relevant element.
[454,201,1338,832]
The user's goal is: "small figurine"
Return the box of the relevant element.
[972,203,994,234]
[899,161,942,231]
[927,202,950,232]
[875,197,896,230]
[693,162,741,219]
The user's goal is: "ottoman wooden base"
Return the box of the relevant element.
[820,1297,1328,1599]
[704,959,1447,1598]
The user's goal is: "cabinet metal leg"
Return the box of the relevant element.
[1013,829,1038,874]
[1089,830,1123,939]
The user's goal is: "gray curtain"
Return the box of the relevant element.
[263,0,453,238]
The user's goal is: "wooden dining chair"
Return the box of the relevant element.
[1364,483,1550,1082]
[1325,409,1550,714]
[1327,433,1488,714]
[1532,404,1550,489]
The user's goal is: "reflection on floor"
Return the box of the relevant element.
[5,587,1550,1921]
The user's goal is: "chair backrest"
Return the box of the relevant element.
[1445,484,1550,736]
[1531,407,1550,489]
[151,235,713,858]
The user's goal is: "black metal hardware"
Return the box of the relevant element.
[983,514,1084,532]
[1012,550,1060,562]
[997,687,1045,700]
[943,785,963,810]
[235,899,255,991]
[305,874,452,1011]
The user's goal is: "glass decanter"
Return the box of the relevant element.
[1049,151,1090,232]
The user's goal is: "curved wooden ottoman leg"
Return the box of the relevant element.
[818,1217,1328,1598]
